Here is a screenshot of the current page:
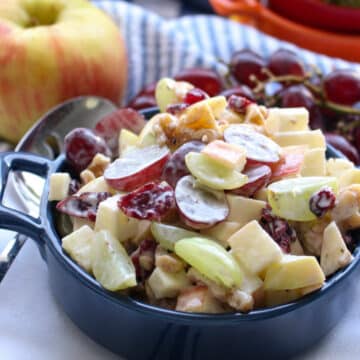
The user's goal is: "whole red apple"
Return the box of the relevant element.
[0,0,127,143]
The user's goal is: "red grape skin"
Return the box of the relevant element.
[354,127,360,153]
[229,49,267,88]
[268,49,305,77]
[162,141,205,188]
[325,133,360,165]
[220,85,255,101]
[64,128,111,173]
[231,164,271,197]
[323,70,360,106]
[174,68,222,96]
[127,83,157,110]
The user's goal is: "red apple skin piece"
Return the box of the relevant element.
[0,0,127,142]
[270,146,306,182]
[105,152,170,192]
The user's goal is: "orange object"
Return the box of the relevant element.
[209,0,360,62]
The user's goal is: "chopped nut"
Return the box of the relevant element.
[80,169,96,184]
[155,247,185,273]
[87,153,111,177]
[227,289,254,313]
[331,185,360,227]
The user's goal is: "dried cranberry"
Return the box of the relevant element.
[184,88,209,105]
[118,182,175,221]
[166,103,189,115]
[260,206,297,253]
[56,192,110,221]
[68,179,80,195]
[309,187,336,217]
[130,239,157,281]
[228,95,253,114]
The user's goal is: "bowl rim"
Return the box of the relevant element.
[43,107,360,325]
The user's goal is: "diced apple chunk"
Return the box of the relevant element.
[273,129,325,149]
[265,107,309,134]
[62,225,95,273]
[264,255,325,290]
[339,168,360,189]
[179,101,218,131]
[200,96,227,119]
[237,265,264,306]
[119,128,138,155]
[226,194,267,227]
[200,221,242,247]
[320,221,353,276]
[326,158,354,179]
[77,176,112,194]
[300,148,326,177]
[228,220,283,275]
[92,230,136,291]
[49,173,71,201]
[95,194,140,243]
[264,283,322,307]
[148,267,190,299]
[176,285,224,313]
[201,140,247,171]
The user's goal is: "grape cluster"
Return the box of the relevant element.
[127,48,360,164]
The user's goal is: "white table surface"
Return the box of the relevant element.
[1,1,360,356]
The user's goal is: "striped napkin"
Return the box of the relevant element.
[94,0,360,104]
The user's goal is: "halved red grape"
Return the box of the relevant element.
[229,49,267,88]
[127,95,157,111]
[323,70,360,106]
[94,108,145,155]
[104,145,170,191]
[166,103,189,115]
[224,124,281,163]
[174,68,222,96]
[175,175,229,230]
[126,83,157,110]
[220,85,255,101]
[56,192,110,221]
[118,182,175,221]
[325,133,360,165]
[231,164,271,197]
[162,141,205,188]
[268,49,305,77]
[64,128,111,173]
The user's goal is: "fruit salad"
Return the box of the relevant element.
[48,78,360,314]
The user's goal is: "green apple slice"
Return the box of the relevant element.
[185,152,248,190]
[267,177,338,221]
[175,237,243,288]
[151,222,200,251]
[92,230,136,291]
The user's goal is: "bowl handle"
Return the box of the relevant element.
[0,152,53,247]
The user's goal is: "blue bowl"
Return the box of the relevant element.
[0,107,359,360]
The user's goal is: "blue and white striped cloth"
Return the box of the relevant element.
[94,0,360,104]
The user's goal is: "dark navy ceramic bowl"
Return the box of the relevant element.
[0,103,359,360]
